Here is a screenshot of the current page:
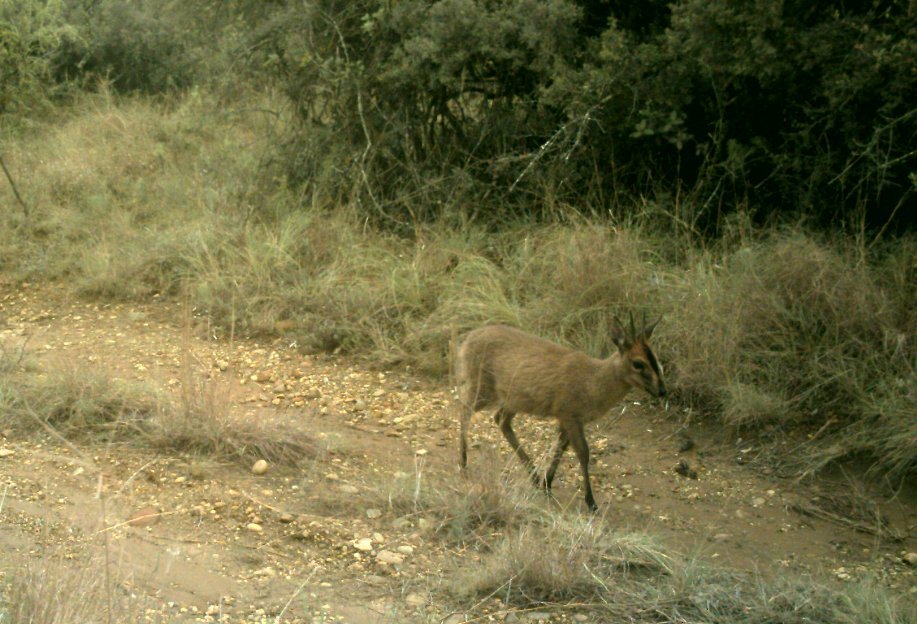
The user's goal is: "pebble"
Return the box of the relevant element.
[354,538,373,552]
[0,448,14,457]
[366,508,382,519]
[404,593,425,607]
[751,497,766,507]
[251,459,269,475]
[279,513,295,523]
[375,550,404,565]
[396,545,414,555]
[527,613,551,621]
[339,484,359,494]
[904,552,917,566]
[246,523,263,533]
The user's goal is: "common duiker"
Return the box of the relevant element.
[456,314,666,511]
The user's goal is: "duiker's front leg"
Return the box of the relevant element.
[563,418,597,512]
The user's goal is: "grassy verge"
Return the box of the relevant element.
[0,90,913,481]
[366,462,914,623]
[1,552,164,624]
[0,349,315,466]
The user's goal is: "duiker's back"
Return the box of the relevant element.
[456,325,601,417]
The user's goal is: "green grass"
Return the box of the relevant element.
[0,89,913,481]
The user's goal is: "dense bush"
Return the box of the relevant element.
[251,0,915,233]
[52,0,195,94]
[0,0,74,115]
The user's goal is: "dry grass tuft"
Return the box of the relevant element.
[452,517,671,606]
[0,353,315,466]
[3,552,160,624]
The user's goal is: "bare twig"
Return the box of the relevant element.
[1,154,30,219]
[790,501,903,541]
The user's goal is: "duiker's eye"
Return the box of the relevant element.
[632,361,646,372]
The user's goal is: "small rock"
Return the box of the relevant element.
[712,533,730,542]
[206,604,220,615]
[354,538,373,552]
[0,448,14,458]
[414,449,428,456]
[127,506,159,527]
[735,509,748,519]
[443,615,467,624]
[339,484,359,494]
[279,513,295,523]
[251,459,269,475]
[526,612,551,621]
[375,550,404,565]
[366,508,382,519]
[574,615,589,622]
[904,552,917,566]
[246,523,263,533]
[404,593,425,607]
[751,497,766,507]
[215,360,229,371]
[372,389,386,397]
[396,545,414,556]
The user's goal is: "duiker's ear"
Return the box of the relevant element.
[642,314,662,340]
[611,316,629,351]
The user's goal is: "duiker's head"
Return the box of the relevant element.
[612,313,667,398]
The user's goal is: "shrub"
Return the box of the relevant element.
[52,0,195,94]
[249,0,914,234]
[0,0,75,115]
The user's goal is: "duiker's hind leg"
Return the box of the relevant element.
[494,409,540,486]
[459,401,474,469]
[543,425,570,491]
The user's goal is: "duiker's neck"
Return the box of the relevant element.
[599,351,629,379]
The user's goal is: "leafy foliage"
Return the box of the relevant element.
[0,0,75,114]
[252,0,914,233]
[52,0,195,94]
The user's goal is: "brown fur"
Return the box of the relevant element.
[456,321,665,511]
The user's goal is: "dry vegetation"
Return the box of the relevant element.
[1,91,912,481]
[0,88,913,622]
[0,341,315,466]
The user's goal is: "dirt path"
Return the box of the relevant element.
[1,283,914,622]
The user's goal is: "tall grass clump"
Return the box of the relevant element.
[0,88,273,294]
[0,346,315,465]
[3,550,166,624]
[451,518,915,623]
[664,231,914,477]
[369,450,547,544]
